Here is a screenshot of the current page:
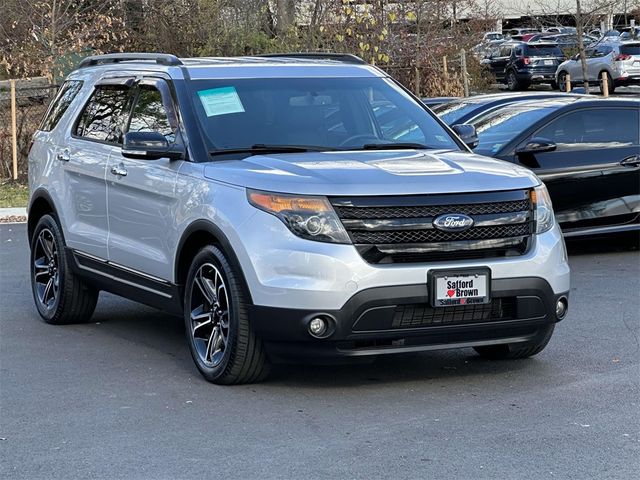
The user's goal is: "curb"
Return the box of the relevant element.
[0,207,27,223]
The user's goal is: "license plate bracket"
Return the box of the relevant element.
[428,268,491,308]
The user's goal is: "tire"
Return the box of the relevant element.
[473,324,555,360]
[557,71,569,92]
[506,70,521,91]
[598,71,615,95]
[550,80,559,90]
[184,245,269,384]
[30,214,99,324]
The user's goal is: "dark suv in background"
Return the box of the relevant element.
[483,42,565,90]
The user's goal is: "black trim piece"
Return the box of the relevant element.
[330,189,530,208]
[173,219,254,303]
[67,249,182,315]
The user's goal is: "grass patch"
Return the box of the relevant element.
[0,181,29,208]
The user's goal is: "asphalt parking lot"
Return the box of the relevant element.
[1,223,639,479]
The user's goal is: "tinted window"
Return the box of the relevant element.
[536,108,639,146]
[75,86,132,144]
[39,80,83,131]
[499,46,512,56]
[190,77,458,153]
[471,104,558,155]
[620,44,640,55]
[128,85,176,143]
[526,45,563,56]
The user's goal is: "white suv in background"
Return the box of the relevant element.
[556,40,640,94]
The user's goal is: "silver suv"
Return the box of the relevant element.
[556,40,640,94]
[28,53,570,384]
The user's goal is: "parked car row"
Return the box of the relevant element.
[428,93,640,238]
[479,37,640,92]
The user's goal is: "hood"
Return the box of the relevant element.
[203,149,540,196]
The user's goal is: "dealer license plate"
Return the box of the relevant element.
[544,59,553,65]
[429,269,490,307]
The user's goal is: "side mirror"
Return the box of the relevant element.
[452,124,479,149]
[516,137,557,154]
[122,131,184,160]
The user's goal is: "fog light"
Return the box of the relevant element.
[309,317,328,337]
[556,297,568,319]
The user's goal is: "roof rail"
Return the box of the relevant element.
[254,53,367,65]
[78,53,183,69]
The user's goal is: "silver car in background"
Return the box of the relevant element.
[556,40,640,93]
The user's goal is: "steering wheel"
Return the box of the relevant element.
[339,134,381,148]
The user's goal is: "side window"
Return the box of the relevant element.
[499,46,512,57]
[514,47,523,56]
[74,85,132,144]
[39,80,83,132]
[127,84,176,143]
[536,108,639,146]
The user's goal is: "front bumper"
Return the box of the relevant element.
[233,209,570,311]
[251,276,568,361]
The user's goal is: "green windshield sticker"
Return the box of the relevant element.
[197,86,245,117]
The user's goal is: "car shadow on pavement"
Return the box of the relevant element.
[566,231,639,256]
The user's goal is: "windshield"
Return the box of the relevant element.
[189,77,459,155]
[431,100,482,125]
[471,104,558,155]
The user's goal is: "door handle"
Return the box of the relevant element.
[620,155,640,167]
[110,164,128,177]
[56,149,70,162]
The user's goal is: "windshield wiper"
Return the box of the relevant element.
[360,142,433,150]
[209,144,336,156]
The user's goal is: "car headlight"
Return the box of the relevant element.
[532,184,554,234]
[247,189,351,244]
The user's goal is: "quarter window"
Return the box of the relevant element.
[39,80,83,132]
[75,85,132,144]
[127,85,176,143]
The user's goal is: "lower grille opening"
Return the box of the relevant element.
[391,298,516,328]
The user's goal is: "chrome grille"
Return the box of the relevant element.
[331,190,534,264]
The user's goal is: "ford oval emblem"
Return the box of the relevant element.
[433,213,474,232]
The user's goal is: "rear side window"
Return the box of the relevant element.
[39,80,83,132]
[74,85,132,144]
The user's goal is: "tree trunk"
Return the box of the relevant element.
[575,0,590,92]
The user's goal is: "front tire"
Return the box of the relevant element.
[184,245,269,384]
[30,214,98,324]
[474,324,555,360]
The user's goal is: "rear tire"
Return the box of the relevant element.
[557,71,569,92]
[30,214,99,324]
[184,245,269,384]
[474,324,555,360]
